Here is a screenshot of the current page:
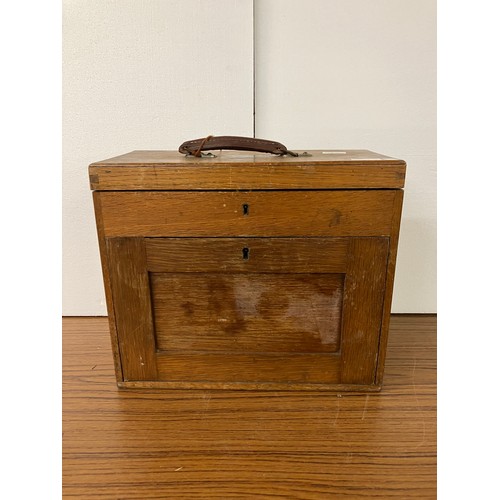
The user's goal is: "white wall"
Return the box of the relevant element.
[255,0,436,312]
[63,0,436,314]
[62,0,254,314]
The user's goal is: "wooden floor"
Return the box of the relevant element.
[63,315,436,499]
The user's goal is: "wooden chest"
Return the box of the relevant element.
[89,149,405,391]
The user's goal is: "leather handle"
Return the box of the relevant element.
[179,135,298,157]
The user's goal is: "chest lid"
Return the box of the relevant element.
[89,149,405,191]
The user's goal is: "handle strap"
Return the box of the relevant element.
[179,135,298,157]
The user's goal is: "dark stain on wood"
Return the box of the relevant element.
[329,208,342,226]
[181,301,194,316]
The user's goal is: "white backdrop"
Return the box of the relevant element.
[62,0,254,314]
[255,0,436,312]
[63,0,436,314]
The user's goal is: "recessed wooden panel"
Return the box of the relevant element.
[145,237,349,273]
[151,273,344,353]
[97,190,396,237]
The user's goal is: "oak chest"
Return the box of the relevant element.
[89,149,405,391]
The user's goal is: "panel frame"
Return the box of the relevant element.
[105,235,389,389]
[106,238,158,381]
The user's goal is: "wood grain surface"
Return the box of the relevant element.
[156,351,342,385]
[97,190,396,238]
[340,238,389,385]
[151,273,344,353]
[104,236,390,389]
[88,149,406,190]
[375,190,404,385]
[145,237,349,274]
[106,238,157,381]
[90,149,404,165]
[92,192,123,382]
[63,315,436,499]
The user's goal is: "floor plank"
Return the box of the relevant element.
[63,315,436,499]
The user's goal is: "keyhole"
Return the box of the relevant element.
[242,203,249,216]
[242,247,250,260]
